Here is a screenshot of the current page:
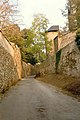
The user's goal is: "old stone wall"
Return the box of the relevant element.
[22,62,35,78]
[35,32,80,78]
[60,32,76,49]
[0,32,22,93]
[10,43,22,79]
[58,41,80,78]
[35,56,55,76]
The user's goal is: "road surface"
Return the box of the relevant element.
[0,76,80,120]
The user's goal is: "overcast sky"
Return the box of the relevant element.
[19,0,67,29]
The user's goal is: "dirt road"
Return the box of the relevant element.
[0,76,80,120]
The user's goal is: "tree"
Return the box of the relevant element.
[2,24,24,47]
[21,28,35,51]
[75,0,80,28]
[31,13,49,61]
[0,0,18,29]
[21,28,39,64]
[62,0,80,31]
[25,53,38,65]
[21,14,50,63]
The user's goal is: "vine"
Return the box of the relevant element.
[75,29,80,50]
[55,49,62,73]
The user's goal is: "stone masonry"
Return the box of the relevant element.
[58,41,80,78]
[35,32,80,78]
[0,31,22,93]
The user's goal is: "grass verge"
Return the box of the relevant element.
[36,73,80,101]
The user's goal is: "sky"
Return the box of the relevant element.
[18,0,67,29]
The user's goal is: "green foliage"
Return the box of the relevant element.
[56,49,62,73]
[21,48,38,65]
[2,24,28,62]
[75,28,80,50]
[62,0,80,31]
[2,24,24,48]
[21,28,34,47]
[25,53,38,65]
[2,14,50,64]
[30,13,49,61]
[21,28,35,54]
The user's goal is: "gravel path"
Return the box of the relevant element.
[0,76,80,120]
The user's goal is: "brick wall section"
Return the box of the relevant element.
[0,32,22,93]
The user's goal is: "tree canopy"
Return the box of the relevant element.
[2,13,51,65]
[62,0,80,31]
[21,14,51,63]
[30,13,50,61]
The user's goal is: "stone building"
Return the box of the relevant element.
[47,25,62,55]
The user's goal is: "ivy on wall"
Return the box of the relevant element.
[55,49,62,73]
[75,29,80,50]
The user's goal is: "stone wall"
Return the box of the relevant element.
[58,41,80,78]
[60,32,76,49]
[22,62,35,78]
[35,32,80,78]
[10,43,22,79]
[0,32,22,93]
[35,56,55,76]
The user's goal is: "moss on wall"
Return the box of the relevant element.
[75,29,80,50]
[55,49,62,73]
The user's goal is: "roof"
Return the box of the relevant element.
[47,25,59,32]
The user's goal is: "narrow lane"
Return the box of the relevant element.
[0,77,80,120]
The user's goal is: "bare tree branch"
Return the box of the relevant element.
[0,0,19,29]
